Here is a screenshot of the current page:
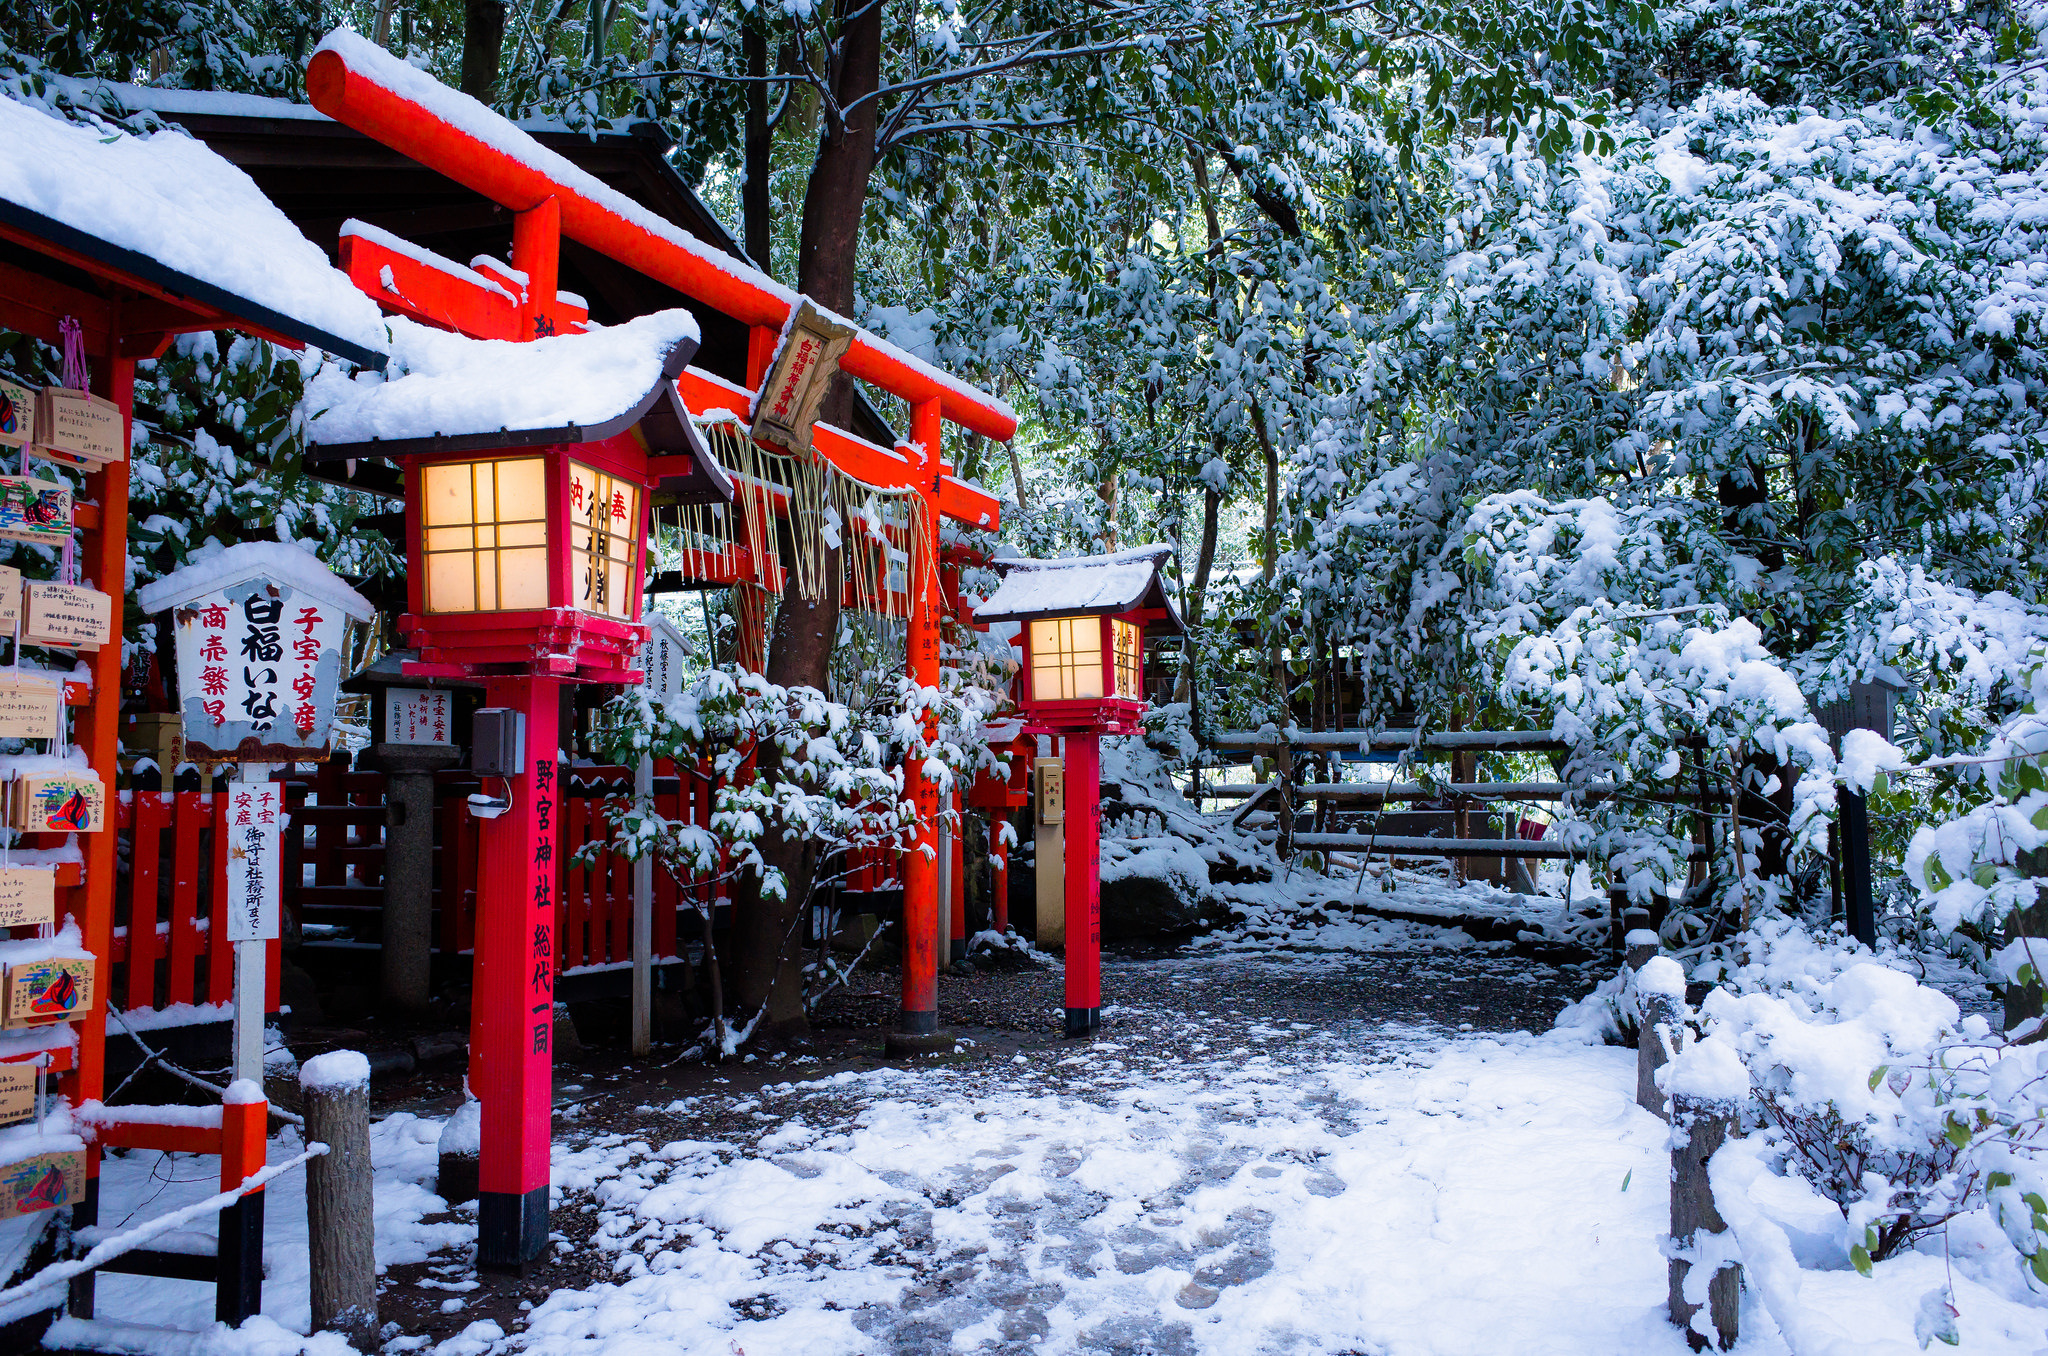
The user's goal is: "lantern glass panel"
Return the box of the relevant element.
[1028,617,1103,701]
[422,458,550,614]
[568,461,641,620]
[1112,619,1141,699]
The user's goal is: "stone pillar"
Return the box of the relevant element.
[370,743,461,1017]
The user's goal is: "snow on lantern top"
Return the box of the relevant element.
[975,544,1186,630]
[137,543,377,763]
[301,311,726,502]
[977,545,1184,734]
[0,96,386,364]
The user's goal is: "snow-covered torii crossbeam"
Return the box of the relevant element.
[303,30,1012,1052]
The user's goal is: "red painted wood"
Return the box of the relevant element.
[305,50,1017,443]
[992,835,1009,934]
[606,811,630,964]
[469,674,561,1200]
[127,792,168,1010]
[208,792,232,1004]
[1064,734,1102,1018]
[561,796,588,970]
[168,791,206,1006]
[340,229,522,339]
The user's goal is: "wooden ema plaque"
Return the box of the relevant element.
[0,675,62,740]
[11,772,105,834]
[0,478,70,546]
[22,583,113,651]
[0,1063,33,1128]
[0,379,33,451]
[0,565,21,629]
[4,956,94,1027]
[33,387,122,465]
[0,869,56,928]
[0,1149,84,1219]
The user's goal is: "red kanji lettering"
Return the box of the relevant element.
[200,665,229,696]
[200,635,228,662]
[199,604,228,629]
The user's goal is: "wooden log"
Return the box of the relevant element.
[1669,1096,1740,1351]
[1282,832,1712,861]
[1210,729,1569,752]
[301,1051,378,1349]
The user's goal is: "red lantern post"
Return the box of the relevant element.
[306,322,728,1267]
[973,547,1184,1035]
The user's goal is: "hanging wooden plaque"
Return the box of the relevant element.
[0,1149,84,1218]
[0,566,21,629]
[21,583,113,651]
[0,479,70,546]
[0,677,62,740]
[749,300,854,455]
[0,868,56,928]
[33,388,122,465]
[0,379,33,452]
[4,956,94,1028]
[11,772,105,834]
[0,1063,33,1128]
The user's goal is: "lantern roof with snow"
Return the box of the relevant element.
[302,310,731,505]
[137,541,376,621]
[0,95,387,368]
[975,544,1186,635]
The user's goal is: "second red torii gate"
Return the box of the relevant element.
[303,30,1012,1051]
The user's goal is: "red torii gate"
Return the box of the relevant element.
[303,32,1013,1254]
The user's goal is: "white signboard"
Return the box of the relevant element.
[169,582,351,761]
[223,781,281,942]
[638,613,690,697]
[385,688,453,746]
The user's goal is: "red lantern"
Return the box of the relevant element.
[304,316,727,1268]
[975,545,1184,1035]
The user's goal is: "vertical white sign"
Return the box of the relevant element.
[638,613,689,697]
[224,781,282,942]
[385,688,453,745]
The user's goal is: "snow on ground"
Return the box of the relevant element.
[33,945,2048,1354]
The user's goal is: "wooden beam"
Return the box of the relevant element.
[1210,729,1569,752]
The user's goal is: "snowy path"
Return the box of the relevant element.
[496,954,1696,1356]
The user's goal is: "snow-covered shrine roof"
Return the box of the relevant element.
[137,541,377,620]
[0,94,387,366]
[303,311,732,505]
[976,544,1186,634]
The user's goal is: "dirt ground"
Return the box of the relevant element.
[337,942,1594,1349]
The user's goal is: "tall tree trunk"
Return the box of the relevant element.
[460,0,507,102]
[733,0,885,1040]
[1187,470,1222,628]
[743,22,772,273]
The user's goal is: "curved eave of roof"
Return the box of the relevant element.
[975,544,1187,636]
[0,198,386,371]
[301,333,731,505]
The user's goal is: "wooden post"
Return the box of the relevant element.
[991,821,1010,935]
[889,398,946,1053]
[230,762,277,1085]
[1275,739,1295,861]
[1607,858,1630,958]
[630,752,653,1055]
[1034,755,1064,945]
[1063,733,1102,1036]
[217,1081,269,1325]
[1669,1096,1740,1350]
[1631,932,1683,1121]
[302,1051,378,1348]
[471,674,560,1269]
[948,788,967,966]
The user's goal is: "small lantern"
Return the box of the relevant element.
[304,317,731,681]
[974,545,1182,1039]
[977,544,1184,735]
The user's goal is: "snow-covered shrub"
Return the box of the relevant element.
[587,661,1005,904]
[1662,920,2048,1284]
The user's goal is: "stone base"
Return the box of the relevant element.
[883,1028,959,1057]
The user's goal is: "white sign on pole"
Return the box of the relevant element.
[136,544,378,764]
[223,781,282,942]
[385,688,453,746]
[638,612,690,698]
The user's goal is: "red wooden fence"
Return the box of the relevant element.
[114,790,282,1015]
